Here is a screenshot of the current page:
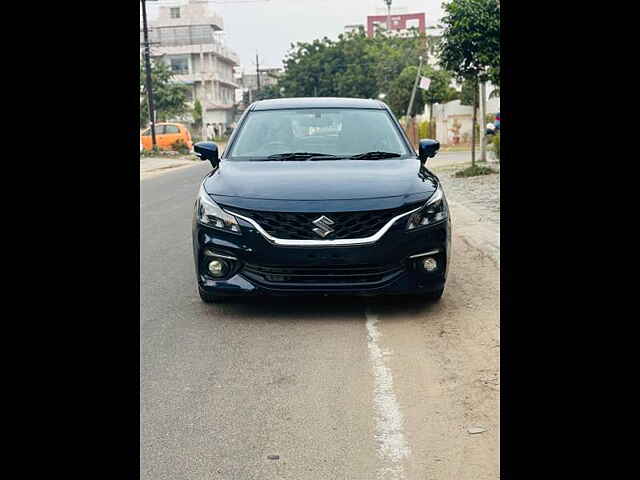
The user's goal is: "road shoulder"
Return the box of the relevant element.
[140,155,201,180]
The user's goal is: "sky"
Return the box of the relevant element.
[143,0,446,73]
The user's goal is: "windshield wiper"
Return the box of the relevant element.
[348,151,402,160]
[265,152,339,160]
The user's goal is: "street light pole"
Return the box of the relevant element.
[141,0,157,149]
[384,0,392,35]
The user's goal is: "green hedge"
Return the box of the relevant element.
[171,139,190,154]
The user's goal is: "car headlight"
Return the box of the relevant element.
[406,185,448,230]
[196,184,241,234]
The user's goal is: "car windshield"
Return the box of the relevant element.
[227,108,412,159]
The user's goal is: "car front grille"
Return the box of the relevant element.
[242,263,405,288]
[225,205,419,240]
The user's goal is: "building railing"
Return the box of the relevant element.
[171,71,238,87]
[141,26,240,64]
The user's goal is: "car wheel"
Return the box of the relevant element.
[198,286,228,303]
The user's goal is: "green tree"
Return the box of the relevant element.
[438,0,500,165]
[255,84,284,101]
[139,59,191,128]
[459,78,474,106]
[277,28,427,101]
[386,65,425,120]
[279,31,377,98]
[192,99,203,131]
[368,28,427,99]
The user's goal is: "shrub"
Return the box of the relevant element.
[171,139,190,154]
[454,164,497,177]
[418,120,436,139]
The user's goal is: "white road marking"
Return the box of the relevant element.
[365,306,410,480]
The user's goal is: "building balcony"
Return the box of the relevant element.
[170,71,238,88]
[146,43,239,65]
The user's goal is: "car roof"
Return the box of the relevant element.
[140,122,184,130]
[252,97,386,111]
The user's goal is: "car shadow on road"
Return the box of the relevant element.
[201,294,442,323]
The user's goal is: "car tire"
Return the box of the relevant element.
[198,286,227,303]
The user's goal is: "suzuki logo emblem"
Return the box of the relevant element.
[312,215,335,238]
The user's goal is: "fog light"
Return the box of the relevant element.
[422,257,438,272]
[208,259,227,277]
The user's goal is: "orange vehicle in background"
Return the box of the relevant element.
[140,122,193,151]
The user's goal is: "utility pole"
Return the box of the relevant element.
[141,0,157,149]
[479,81,487,162]
[256,53,261,93]
[406,55,423,119]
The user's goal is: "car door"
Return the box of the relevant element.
[162,124,181,149]
[141,125,165,150]
[181,125,193,150]
[155,124,171,149]
[140,127,152,151]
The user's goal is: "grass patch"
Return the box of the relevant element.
[140,149,186,158]
[454,164,497,178]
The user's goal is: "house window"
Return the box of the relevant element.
[169,56,189,74]
[170,7,180,19]
[406,19,419,29]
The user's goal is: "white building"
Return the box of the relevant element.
[430,92,500,145]
[141,0,240,133]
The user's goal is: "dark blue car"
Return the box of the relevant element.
[192,98,451,303]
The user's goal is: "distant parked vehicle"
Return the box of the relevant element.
[140,122,193,151]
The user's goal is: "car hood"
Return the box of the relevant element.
[203,158,438,212]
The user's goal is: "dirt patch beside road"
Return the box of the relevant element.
[365,166,500,479]
[433,162,500,229]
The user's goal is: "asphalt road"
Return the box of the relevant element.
[141,161,500,479]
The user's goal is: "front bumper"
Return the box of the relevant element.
[192,213,451,297]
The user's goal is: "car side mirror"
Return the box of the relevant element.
[194,141,219,168]
[418,139,440,162]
